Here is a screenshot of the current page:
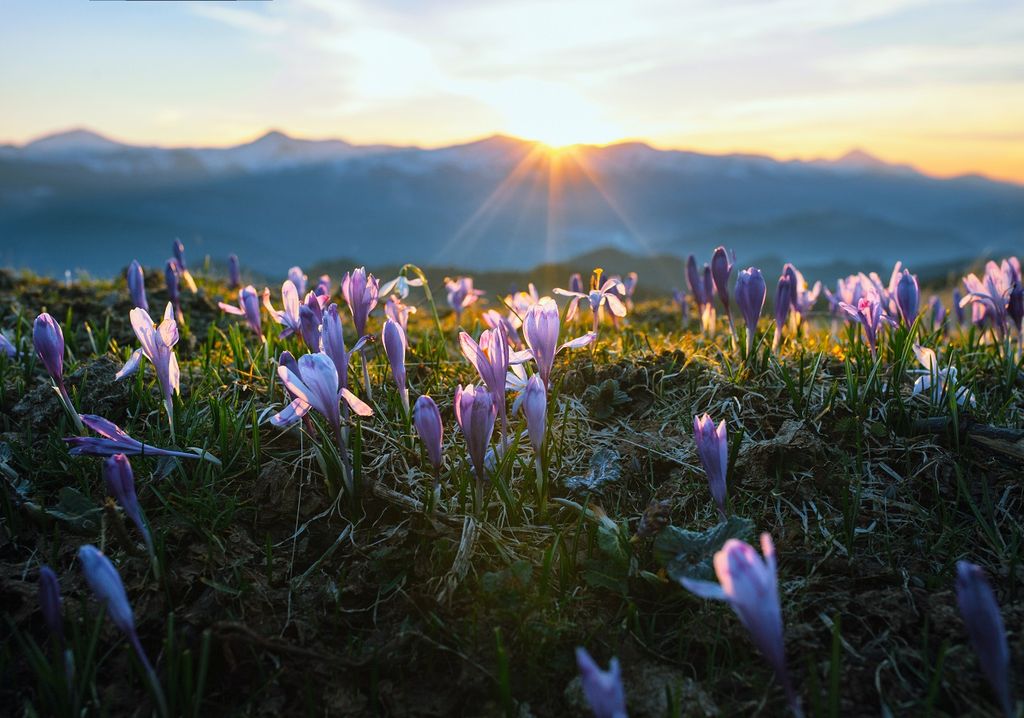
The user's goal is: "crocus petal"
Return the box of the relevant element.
[115,349,145,380]
[341,387,373,417]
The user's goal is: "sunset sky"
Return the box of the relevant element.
[2,0,1023,182]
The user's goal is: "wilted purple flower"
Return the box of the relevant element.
[772,273,794,351]
[272,352,372,443]
[320,304,367,391]
[445,276,484,324]
[895,269,920,327]
[711,247,735,329]
[383,319,409,414]
[693,414,728,518]
[78,544,162,707]
[103,454,152,553]
[956,561,1013,717]
[66,414,219,462]
[460,324,511,436]
[386,294,416,332]
[228,254,241,289]
[299,292,325,351]
[516,297,594,388]
[839,296,894,360]
[218,285,263,337]
[116,304,180,436]
[680,534,801,716]
[288,266,307,297]
[413,395,443,470]
[575,647,627,718]
[164,259,182,322]
[454,383,496,485]
[522,374,546,455]
[173,239,198,292]
[554,269,627,336]
[127,260,148,312]
[263,281,302,339]
[38,564,63,643]
[342,267,380,338]
[735,268,766,355]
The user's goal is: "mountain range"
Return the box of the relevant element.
[1,128,1021,280]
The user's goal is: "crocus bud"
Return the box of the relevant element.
[952,289,965,325]
[523,299,560,388]
[288,266,307,297]
[38,564,63,642]
[929,295,945,332]
[299,293,323,352]
[316,274,331,297]
[321,304,351,389]
[104,454,151,550]
[173,239,197,292]
[575,647,628,718]
[228,254,241,289]
[240,286,262,335]
[522,374,547,455]
[680,534,800,717]
[693,413,728,518]
[78,545,136,638]
[33,313,65,388]
[568,272,584,295]
[956,561,1013,716]
[342,267,380,338]
[1008,283,1023,334]
[735,268,766,355]
[773,274,793,351]
[711,246,734,317]
[686,255,701,306]
[454,383,496,484]
[127,260,148,311]
[895,269,919,327]
[382,319,409,413]
[413,395,443,469]
[165,259,180,305]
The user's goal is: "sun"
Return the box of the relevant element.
[489,80,621,149]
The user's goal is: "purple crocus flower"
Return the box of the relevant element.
[671,289,689,321]
[341,267,380,338]
[385,294,416,332]
[38,564,63,643]
[316,274,331,297]
[103,454,152,553]
[382,319,409,414]
[288,266,307,297]
[680,534,801,717]
[454,383,496,485]
[271,352,372,444]
[773,273,794,351]
[693,413,728,518]
[299,292,325,352]
[0,330,16,358]
[522,374,546,455]
[445,276,484,324]
[928,295,945,332]
[956,561,1013,716]
[218,285,263,337]
[839,296,893,360]
[34,313,83,431]
[165,259,182,322]
[127,260,148,312]
[413,395,443,470]
[263,281,303,339]
[228,254,241,289]
[78,544,164,713]
[575,647,627,718]
[65,414,218,462]
[782,263,820,330]
[952,289,965,325]
[1008,283,1023,335]
[960,261,1014,341]
[621,272,638,310]
[711,246,735,333]
[516,297,594,389]
[173,239,198,292]
[116,303,180,437]
[687,257,716,335]
[320,304,367,392]
[568,272,584,295]
[554,269,627,336]
[735,268,766,355]
[482,310,522,348]
[895,269,920,327]
[460,324,511,436]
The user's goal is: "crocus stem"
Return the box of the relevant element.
[129,632,168,718]
[56,384,85,434]
[361,354,373,402]
[534,455,546,521]
[164,397,175,443]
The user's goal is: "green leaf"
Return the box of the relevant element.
[46,487,103,532]
[654,516,754,583]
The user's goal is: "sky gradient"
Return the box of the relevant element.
[3,0,1023,182]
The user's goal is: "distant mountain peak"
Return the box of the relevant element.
[23,127,125,153]
[834,147,888,169]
